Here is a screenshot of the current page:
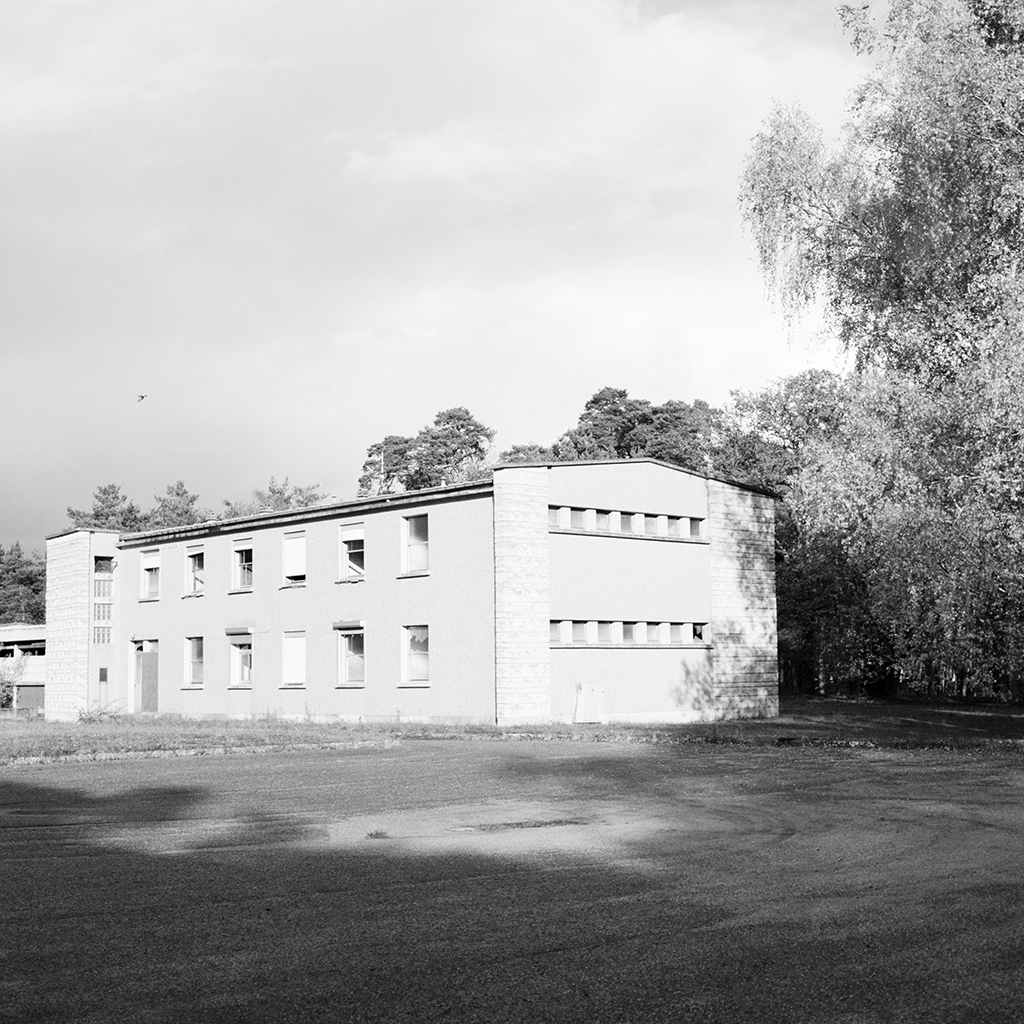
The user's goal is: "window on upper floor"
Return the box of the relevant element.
[283,532,306,585]
[340,526,365,580]
[404,516,428,574]
[689,518,705,539]
[233,541,253,590]
[140,550,160,600]
[186,546,205,595]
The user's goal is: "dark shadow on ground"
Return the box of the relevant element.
[4,743,1024,1023]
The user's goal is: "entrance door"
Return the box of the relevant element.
[134,640,159,712]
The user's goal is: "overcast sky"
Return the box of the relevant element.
[1,0,870,552]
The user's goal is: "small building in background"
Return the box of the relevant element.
[42,461,779,724]
[0,622,47,716]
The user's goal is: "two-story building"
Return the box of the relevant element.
[43,460,779,724]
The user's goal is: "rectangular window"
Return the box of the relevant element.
[339,631,365,686]
[230,640,252,687]
[405,516,428,573]
[93,626,112,644]
[620,514,634,535]
[405,625,429,684]
[571,621,587,643]
[283,532,306,585]
[597,621,613,643]
[570,508,585,529]
[187,637,204,685]
[186,547,205,594]
[233,542,253,590]
[595,511,611,531]
[140,550,160,600]
[644,515,659,536]
[666,517,681,537]
[622,622,637,643]
[282,632,305,686]
[690,518,704,539]
[94,578,112,598]
[693,623,706,642]
[341,526,365,579]
[647,622,661,643]
[548,507,560,528]
[94,603,112,622]
[549,621,562,643]
[670,623,685,644]
[94,556,113,574]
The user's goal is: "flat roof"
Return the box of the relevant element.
[49,460,775,549]
[117,478,495,547]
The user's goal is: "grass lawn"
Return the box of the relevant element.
[3,733,1023,1023]
[2,695,1024,764]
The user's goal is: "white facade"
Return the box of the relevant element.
[43,461,779,724]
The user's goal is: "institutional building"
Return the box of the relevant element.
[43,460,779,724]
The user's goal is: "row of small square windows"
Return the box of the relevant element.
[550,620,707,645]
[102,516,429,601]
[548,507,705,539]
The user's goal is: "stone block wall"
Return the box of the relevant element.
[706,481,779,719]
[493,467,551,724]
[44,531,93,721]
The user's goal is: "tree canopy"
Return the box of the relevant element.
[737,0,1024,699]
[220,477,326,519]
[741,0,1024,376]
[0,543,45,625]
[68,477,325,532]
[358,408,495,495]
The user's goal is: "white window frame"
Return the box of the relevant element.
[340,525,365,581]
[186,636,204,686]
[282,532,306,586]
[403,515,429,574]
[337,629,365,687]
[140,550,160,600]
[402,625,429,686]
[281,631,306,687]
[185,545,205,595]
[232,540,254,591]
[227,632,253,688]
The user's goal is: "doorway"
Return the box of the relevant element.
[134,640,159,712]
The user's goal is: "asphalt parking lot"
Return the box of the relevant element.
[3,739,1024,1023]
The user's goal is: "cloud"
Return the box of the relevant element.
[0,0,866,549]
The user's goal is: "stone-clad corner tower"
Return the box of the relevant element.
[44,529,120,721]
[492,466,551,724]
[707,480,779,717]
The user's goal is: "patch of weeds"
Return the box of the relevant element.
[77,705,122,724]
[365,829,389,840]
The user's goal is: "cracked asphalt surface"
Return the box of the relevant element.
[3,740,1024,1023]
